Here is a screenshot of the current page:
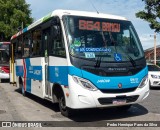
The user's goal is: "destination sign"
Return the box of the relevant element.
[79,20,120,32]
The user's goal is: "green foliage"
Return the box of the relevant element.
[136,0,160,32]
[0,0,33,41]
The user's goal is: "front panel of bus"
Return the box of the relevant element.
[62,16,149,108]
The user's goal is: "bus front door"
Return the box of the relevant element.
[43,28,51,98]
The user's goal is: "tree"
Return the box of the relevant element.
[136,0,160,32]
[0,0,33,41]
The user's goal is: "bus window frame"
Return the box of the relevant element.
[11,16,67,59]
[30,28,42,58]
[48,17,67,58]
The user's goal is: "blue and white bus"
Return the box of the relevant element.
[10,10,149,117]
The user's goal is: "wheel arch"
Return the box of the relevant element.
[52,83,64,103]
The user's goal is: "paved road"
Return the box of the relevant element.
[0,83,160,130]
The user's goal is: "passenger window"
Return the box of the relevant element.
[16,39,22,59]
[50,21,66,57]
[31,29,42,57]
[23,35,31,58]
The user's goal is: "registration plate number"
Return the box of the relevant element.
[112,99,126,105]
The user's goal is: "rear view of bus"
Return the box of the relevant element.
[0,42,10,82]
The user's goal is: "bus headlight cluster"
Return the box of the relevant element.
[72,76,98,91]
[138,75,148,88]
[151,75,160,79]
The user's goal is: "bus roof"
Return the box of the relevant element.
[11,9,128,40]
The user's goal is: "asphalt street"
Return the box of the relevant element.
[0,82,160,130]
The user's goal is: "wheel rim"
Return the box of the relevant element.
[60,96,66,111]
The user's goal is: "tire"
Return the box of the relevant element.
[58,92,73,117]
[149,80,152,89]
[19,79,26,96]
[116,105,132,111]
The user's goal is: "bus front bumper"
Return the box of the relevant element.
[65,75,150,109]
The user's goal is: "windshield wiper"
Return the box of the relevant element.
[109,32,136,67]
[118,45,136,68]
[109,32,117,53]
[94,31,108,68]
[95,55,102,67]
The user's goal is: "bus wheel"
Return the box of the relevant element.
[58,93,72,117]
[19,80,26,96]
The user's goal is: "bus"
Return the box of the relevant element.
[0,42,10,82]
[10,10,149,117]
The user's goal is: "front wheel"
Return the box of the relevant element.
[58,93,73,117]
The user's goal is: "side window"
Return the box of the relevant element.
[15,39,22,59]
[31,29,42,57]
[13,41,16,59]
[23,35,31,58]
[50,19,66,57]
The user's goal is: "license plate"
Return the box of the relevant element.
[112,99,126,105]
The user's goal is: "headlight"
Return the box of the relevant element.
[72,76,98,91]
[151,75,160,79]
[138,75,148,88]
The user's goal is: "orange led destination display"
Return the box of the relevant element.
[79,20,120,32]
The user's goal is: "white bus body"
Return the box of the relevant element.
[10,10,149,117]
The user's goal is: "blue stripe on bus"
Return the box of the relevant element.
[48,66,147,89]
[16,65,43,80]
[69,66,147,89]
[16,59,43,93]
[68,66,82,77]
[16,63,147,90]
[48,66,68,86]
[48,66,83,86]
[16,66,24,76]
[81,67,147,89]
[27,66,43,80]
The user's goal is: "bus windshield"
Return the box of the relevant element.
[0,44,9,64]
[63,16,144,62]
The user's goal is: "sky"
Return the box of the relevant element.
[26,0,160,50]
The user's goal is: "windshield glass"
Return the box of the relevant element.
[148,65,160,71]
[0,44,9,64]
[63,16,144,62]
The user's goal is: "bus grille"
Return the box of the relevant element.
[99,87,137,93]
[98,95,139,105]
[82,67,142,76]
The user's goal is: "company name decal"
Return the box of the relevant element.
[97,79,110,83]
[28,66,42,80]
[130,78,139,84]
